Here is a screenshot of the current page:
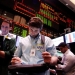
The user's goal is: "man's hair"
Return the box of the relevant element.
[28,17,43,30]
[2,19,12,27]
[58,42,69,48]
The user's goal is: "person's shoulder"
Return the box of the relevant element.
[22,35,29,39]
[65,49,74,58]
[20,35,29,42]
[44,35,52,40]
[69,50,75,56]
[8,33,16,39]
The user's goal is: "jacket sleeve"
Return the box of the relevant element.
[4,38,16,60]
[45,36,57,56]
[57,54,75,72]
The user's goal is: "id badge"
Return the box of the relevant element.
[37,44,44,51]
[30,48,35,56]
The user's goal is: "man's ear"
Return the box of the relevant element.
[9,27,12,30]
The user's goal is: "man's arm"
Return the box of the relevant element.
[0,51,5,58]
[5,39,16,59]
[56,55,75,72]
[43,37,58,65]
[42,51,58,65]
[0,39,16,59]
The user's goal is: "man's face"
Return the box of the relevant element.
[29,26,40,37]
[59,47,66,53]
[1,22,11,35]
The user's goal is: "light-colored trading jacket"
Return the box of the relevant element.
[57,49,75,75]
[14,34,57,75]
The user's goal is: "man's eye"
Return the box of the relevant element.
[1,26,8,28]
[5,27,8,28]
[1,26,4,28]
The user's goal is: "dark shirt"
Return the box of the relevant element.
[0,38,16,66]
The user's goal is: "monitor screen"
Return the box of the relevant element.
[52,36,64,46]
[56,50,63,57]
[65,31,75,43]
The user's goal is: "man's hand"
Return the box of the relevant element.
[0,51,5,58]
[11,57,21,65]
[42,51,51,63]
[42,52,58,65]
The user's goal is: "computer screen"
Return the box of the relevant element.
[65,31,75,43]
[56,50,63,57]
[52,36,64,46]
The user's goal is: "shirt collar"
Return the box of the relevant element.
[30,33,41,40]
[64,49,70,55]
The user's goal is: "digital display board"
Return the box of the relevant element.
[13,0,68,31]
[21,28,28,37]
[13,23,28,37]
[36,2,67,31]
[52,36,64,46]
[13,25,20,35]
[13,0,41,17]
[65,31,75,43]
[0,0,75,36]
[36,2,75,32]
[13,1,75,32]
[14,2,36,17]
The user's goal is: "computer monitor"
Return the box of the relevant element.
[65,31,75,43]
[52,36,64,46]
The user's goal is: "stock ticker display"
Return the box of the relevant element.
[13,0,41,17]
[13,23,28,37]
[0,0,75,36]
[13,0,75,31]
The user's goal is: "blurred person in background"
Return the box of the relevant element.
[56,42,75,75]
[0,20,16,75]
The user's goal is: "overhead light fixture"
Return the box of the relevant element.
[66,4,68,6]
[70,0,75,5]
[4,11,7,15]
[4,13,6,15]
